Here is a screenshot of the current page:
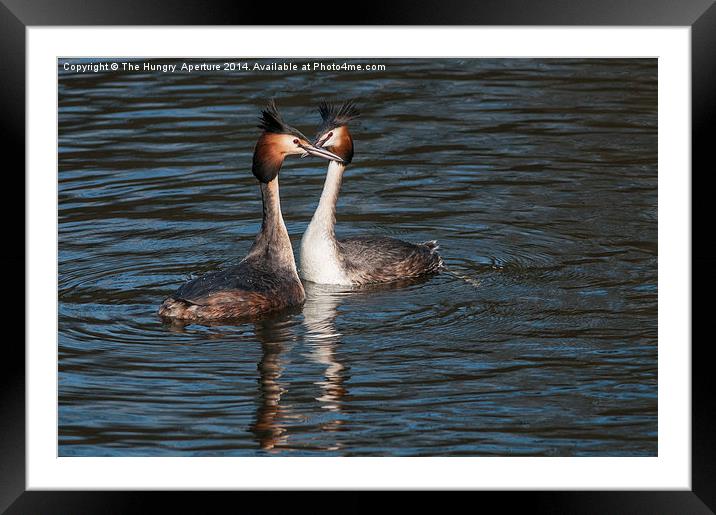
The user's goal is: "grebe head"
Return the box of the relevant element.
[252,100,343,183]
[310,100,360,165]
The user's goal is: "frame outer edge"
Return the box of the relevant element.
[692,1,716,513]
[0,1,27,513]
[0,0,715,25]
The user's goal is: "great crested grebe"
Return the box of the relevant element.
[299,101,443,286]
[158,101,344,322]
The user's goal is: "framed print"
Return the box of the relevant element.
[6,0,715,512]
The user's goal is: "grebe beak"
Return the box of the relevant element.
[298,142,345,163]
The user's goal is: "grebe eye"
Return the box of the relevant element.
[293,139,299,144]
[327,132,333,139]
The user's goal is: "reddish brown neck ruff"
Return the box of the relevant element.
[333,130,354,165]
[321,126,353,165]
[252,133,290,184]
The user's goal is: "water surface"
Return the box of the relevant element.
[58,58,657,456]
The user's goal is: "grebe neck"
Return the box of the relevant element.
[309,160,346,238]
[300,161,350,284]
[247,177,296,271]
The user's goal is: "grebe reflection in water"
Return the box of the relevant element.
[302,282,350,438]
[252,285,350,452]
[250,317,296,451]
[251,297,348,452]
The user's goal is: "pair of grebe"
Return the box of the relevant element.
[158,100,442,322]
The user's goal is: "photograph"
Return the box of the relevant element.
[57,57,658,457]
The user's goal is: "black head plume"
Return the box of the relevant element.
[317,100,360,135]
[257,99,308,139]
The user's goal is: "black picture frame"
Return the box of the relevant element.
[4,0,714,512]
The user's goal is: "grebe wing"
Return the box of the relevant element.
[337,236,442,282]
[174,260,275,303]
[339,236,416,256]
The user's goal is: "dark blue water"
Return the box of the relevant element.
[58,58,657,456]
